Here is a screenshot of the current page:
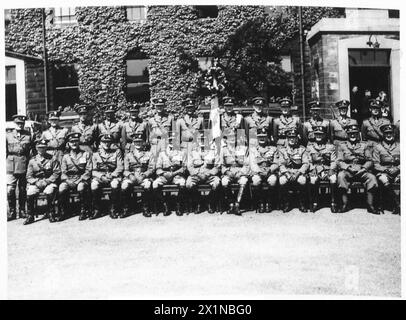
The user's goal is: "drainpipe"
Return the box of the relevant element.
[298,6,306,120]
[41,8,49,113]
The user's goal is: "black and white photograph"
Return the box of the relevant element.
[1,0,403,301]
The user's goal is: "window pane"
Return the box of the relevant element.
[53,63,79,87]
[348,49,390,66]
[127,6,146,21]
[5,66,16,83]
[126,57,150,102]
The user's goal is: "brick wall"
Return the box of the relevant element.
[25,60,46,117]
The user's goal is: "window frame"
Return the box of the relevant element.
[52,63,80,108]
[53,7,77,26]
[126,6,147,23]
[125,52,150,102]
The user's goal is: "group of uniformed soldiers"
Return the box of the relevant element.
[6,95,400,225]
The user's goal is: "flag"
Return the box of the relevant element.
[210,95,221,139]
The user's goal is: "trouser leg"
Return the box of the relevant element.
[23,195,36,225]
[7,188,16,221]
[18,177,27,218]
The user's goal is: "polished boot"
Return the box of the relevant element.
[386,185,400,215]
[298,186,308,213]
[310,184,319,213]
[339,188,350,213]
[57,192,69,222]
[142,190,152,217]
[207,190,215,214]
[176,188,184,216]
[265,188,273,213]
[366,189,380,215]
[193,189,201,214]
[281,187,292,213]
[330,184,339,213]
[78,192,88,220]
[257,189,265,213]
[47,194,57,223]
[90,191,101,220]
[120,189,130,218]
[18,190,27,219]
[110,189,119,219]
[225,186,234,214]
[234,184,245,216]
[163,199,171,216]
[7,193,17,221]
[23,196,35,225]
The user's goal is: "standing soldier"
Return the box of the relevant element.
[97,105,123,152]
[245,96,273,147]
[41,111,69,162]
[278,128,310,213]
[90,134,124,219]
[121,102,148,153]
[215,96,244,148]
[176,98,205,161]
[148,98,175,157]
[336,124,380,214]
[306,126,338,213]
[330,100,357,146]
[273,97,301,147]
[372,124,400,215]
[121,133,155,218]
[302,101,330,146]
[361,99,391,146]
[249,133,279,213]
[221,145,251,215]
[6,115,33,220]
[71,105,98,154]
[185,143,221,214]
[59,133,93,221]
[25,139,61,224]
[152,138,187,216]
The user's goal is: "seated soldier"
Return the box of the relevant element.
[152,138,187,216]
[25,139,61,224]
[59,133,93,221]
[372,124,400,215]
[121,133,155,218]
[185,142,221,215]
[278,128,310,213]
[336,124,380,214]
[306,126,338,213]
[249,133,279,213]
[221,144,251,215]
[90,134,124,219]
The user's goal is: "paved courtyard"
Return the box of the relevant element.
[8,208,400,299]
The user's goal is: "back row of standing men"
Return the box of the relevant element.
[6,95,400,224]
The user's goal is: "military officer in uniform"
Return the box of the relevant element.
[121,133,155,218]
[336,124,380,214]
[97,105,123,152]
[148,98,175,157]
[185,143,221,214]
[216,96,244,149]
[278,128,310,212]
[152,138,187,216]
[306,126,338,213]
[25,139,61,224]
[59,133,93,221]
[121,102,148,153]
[221,144,251,215]
[330,100,357,146]
[302,101,330,146]
[176,98,205,155]
[361,99,391,146]
[41,110,69,162]
[249,133,279,213]
[273,97,301,146]
[90,134,124,219]
[245,96,273,147]
[6,115,33,220]
[71,105,98,154]
[372,124,400,215]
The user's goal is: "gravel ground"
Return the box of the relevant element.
[7,208,400,299]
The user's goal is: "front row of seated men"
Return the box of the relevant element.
[16,120,400,225]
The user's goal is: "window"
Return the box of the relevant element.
[348,49,391,67]
[53,7,76,25]
[195,6,218,18]
[5,66,16,84]
[126,6,147,23]
[126,51,150,102]
[52,63,80,108]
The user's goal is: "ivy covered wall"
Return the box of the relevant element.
[5,5,341,115]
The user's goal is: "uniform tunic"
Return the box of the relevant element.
[60,151,93,189]
[221,147,251,183]
[71,122,98,153]
[176,114,205,149]
[273,115,301,146]
[278,145,310,177]
[302,118,330,146]
[148,113,175,145]
[97,121,122,151]
[249,145,279,184]
[330,117,357,145]
[361,117,391,145]
[245,112,273,145]
[218,112,244,147]
[123,148,155,187]
[372,141,400,183]
[154,148,186,186]
[41,126,69,161]
[336,141,377,191]
[121,119,148,152]
[6,129,32,186]
[92,149,124,184]
[26,153,61,195]
[186,149,221,188]
[306,143,337,180]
